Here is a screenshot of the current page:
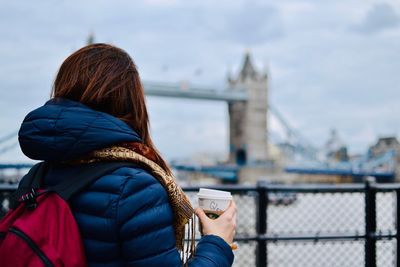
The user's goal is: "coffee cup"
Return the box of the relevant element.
[197,188,232,219]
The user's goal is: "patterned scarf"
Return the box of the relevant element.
[71,143,196,264]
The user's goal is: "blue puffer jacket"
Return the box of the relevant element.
[18,98,234,267]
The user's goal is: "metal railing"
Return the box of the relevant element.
[1,180,399,267]
[183,180,399,267]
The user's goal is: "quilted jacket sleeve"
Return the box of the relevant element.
[115,167,234,267]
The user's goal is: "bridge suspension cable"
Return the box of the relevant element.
[268,105,317,158]
[0,130,18,144]
[0,130,19,155]
[0,141,18,155]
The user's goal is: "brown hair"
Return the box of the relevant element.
[52,43,171,174]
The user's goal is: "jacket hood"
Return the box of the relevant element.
[19,98,142,161]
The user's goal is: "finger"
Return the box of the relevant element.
[232,200,237,211]
[232,210,237,223]
[227,200,236,212]
[195,208,210,222]
[231,200,237,212]
[221,201,236,218]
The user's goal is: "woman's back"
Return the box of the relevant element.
[19,97,234,266]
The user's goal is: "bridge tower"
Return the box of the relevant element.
[228,52,269,165]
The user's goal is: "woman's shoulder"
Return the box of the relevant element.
[109,165,167,197]
[90,165,171,217]
[84,165,165,195]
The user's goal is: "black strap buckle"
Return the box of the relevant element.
[20,188,38,210]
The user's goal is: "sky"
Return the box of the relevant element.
[0,0,399,162]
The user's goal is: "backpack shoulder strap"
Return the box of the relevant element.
[10,162,137,209]
[9,162,48,209]
[47,162,137,201]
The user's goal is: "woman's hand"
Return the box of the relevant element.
[195,201,237,245]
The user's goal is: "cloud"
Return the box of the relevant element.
[1,0,400,161]
[210,3,284,45]
[354,3,400,34]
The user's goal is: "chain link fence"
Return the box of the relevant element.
[1,181,399,267]
[184,182,399,267]
[267,240,365,267]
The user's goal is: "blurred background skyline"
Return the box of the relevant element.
[0,0,399,162]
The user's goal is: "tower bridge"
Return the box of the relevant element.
[146,53,271,168]
[143,81,247,102]
[124,53,398,182]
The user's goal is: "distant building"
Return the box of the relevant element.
[87,32,95,45]
[323,129,349,162]
[227,52,269,165]
[369,137,400,157]
[368,136,400,181]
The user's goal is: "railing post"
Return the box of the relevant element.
[256,181,268,267]
[365,177,377,267]
[396,188,400,267]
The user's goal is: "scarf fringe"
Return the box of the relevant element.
[181,214,197,266]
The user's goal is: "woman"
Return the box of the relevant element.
[18,44,236,266]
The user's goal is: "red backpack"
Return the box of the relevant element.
[0,162,133,267]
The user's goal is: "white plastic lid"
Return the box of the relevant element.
[197,188,232,199]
